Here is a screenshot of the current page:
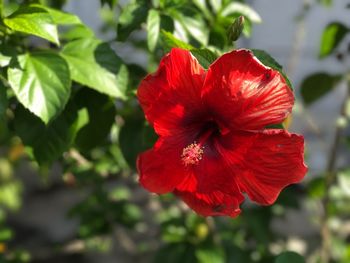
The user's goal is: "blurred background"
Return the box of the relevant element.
[0,0,350,263]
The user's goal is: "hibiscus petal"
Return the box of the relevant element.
[202,49,294,131]
[217,129,307,205]
[174,188,242,217]
[137,136,190,194]
[137,48,205,136]
[174,152,244,217]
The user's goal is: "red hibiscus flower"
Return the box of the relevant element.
[137,48,307,217]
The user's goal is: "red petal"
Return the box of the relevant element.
[174,145,244,217]
[137,48,205,137]
[137,136,190,194]
[202,49,294,131]
[217,129,307,205]
[174,187,242,218]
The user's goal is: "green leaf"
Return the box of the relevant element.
[147,9,160,51]
[40,5,82,25]
[318,0,333,7]
[61,38,128,99]
[61,24,95,40]
[0,81,7,118]
[300,73,342,105]
[275,251,305,263]
[0,44,17,67]
[319,22,348,58]
[193,0,211,18]
[221,2,262,24]
[209,0,222,13]
[74,89,116,152]
[0,53,12,67]
[160,30,194,52]
[196,246,225,263]
[307,177,326,198]
[4,5,59,44]
[176,15,209,45]
[117,2,148,41]
[14,103,86,165]
[8,51,71,124]
[338,170,350,197]
[160,31,217,68]
[251,49,293,89]
[242,17,252,37]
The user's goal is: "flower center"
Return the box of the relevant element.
[181,142,204,166]
[181,121,220,166]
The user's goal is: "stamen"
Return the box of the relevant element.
[181,142,204,166]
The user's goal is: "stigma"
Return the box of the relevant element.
[181,142,204,166]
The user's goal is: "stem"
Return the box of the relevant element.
[320,78,350,263]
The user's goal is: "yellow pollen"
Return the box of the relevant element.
[181,142,204,166]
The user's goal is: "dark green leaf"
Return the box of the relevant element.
[251,49,293,89]
[275,251,305,263]
[61,38,128,99]
[319,22,348,58]
[74,89,116,152]
[8,51,71,124]
[14,103,87,165]
[0,81,7,118]
[307,177,326,198]
[154,243,197,263]
[242,207,272,245]
[209,26,227,49]
[300,73,342,105]
[275,186,300,208]
[147,9,160,51]
[0,44,17,67]
[221,2,261,23]
[224,244,250,263]
[160,15,174,32]
[4,5,59,44]
[101,0,119,8]
[119,111,157,168]
[191,49,218,68]
[117,2,148,41]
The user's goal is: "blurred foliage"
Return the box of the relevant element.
[299,2,350,263]
[0,0,348,263]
